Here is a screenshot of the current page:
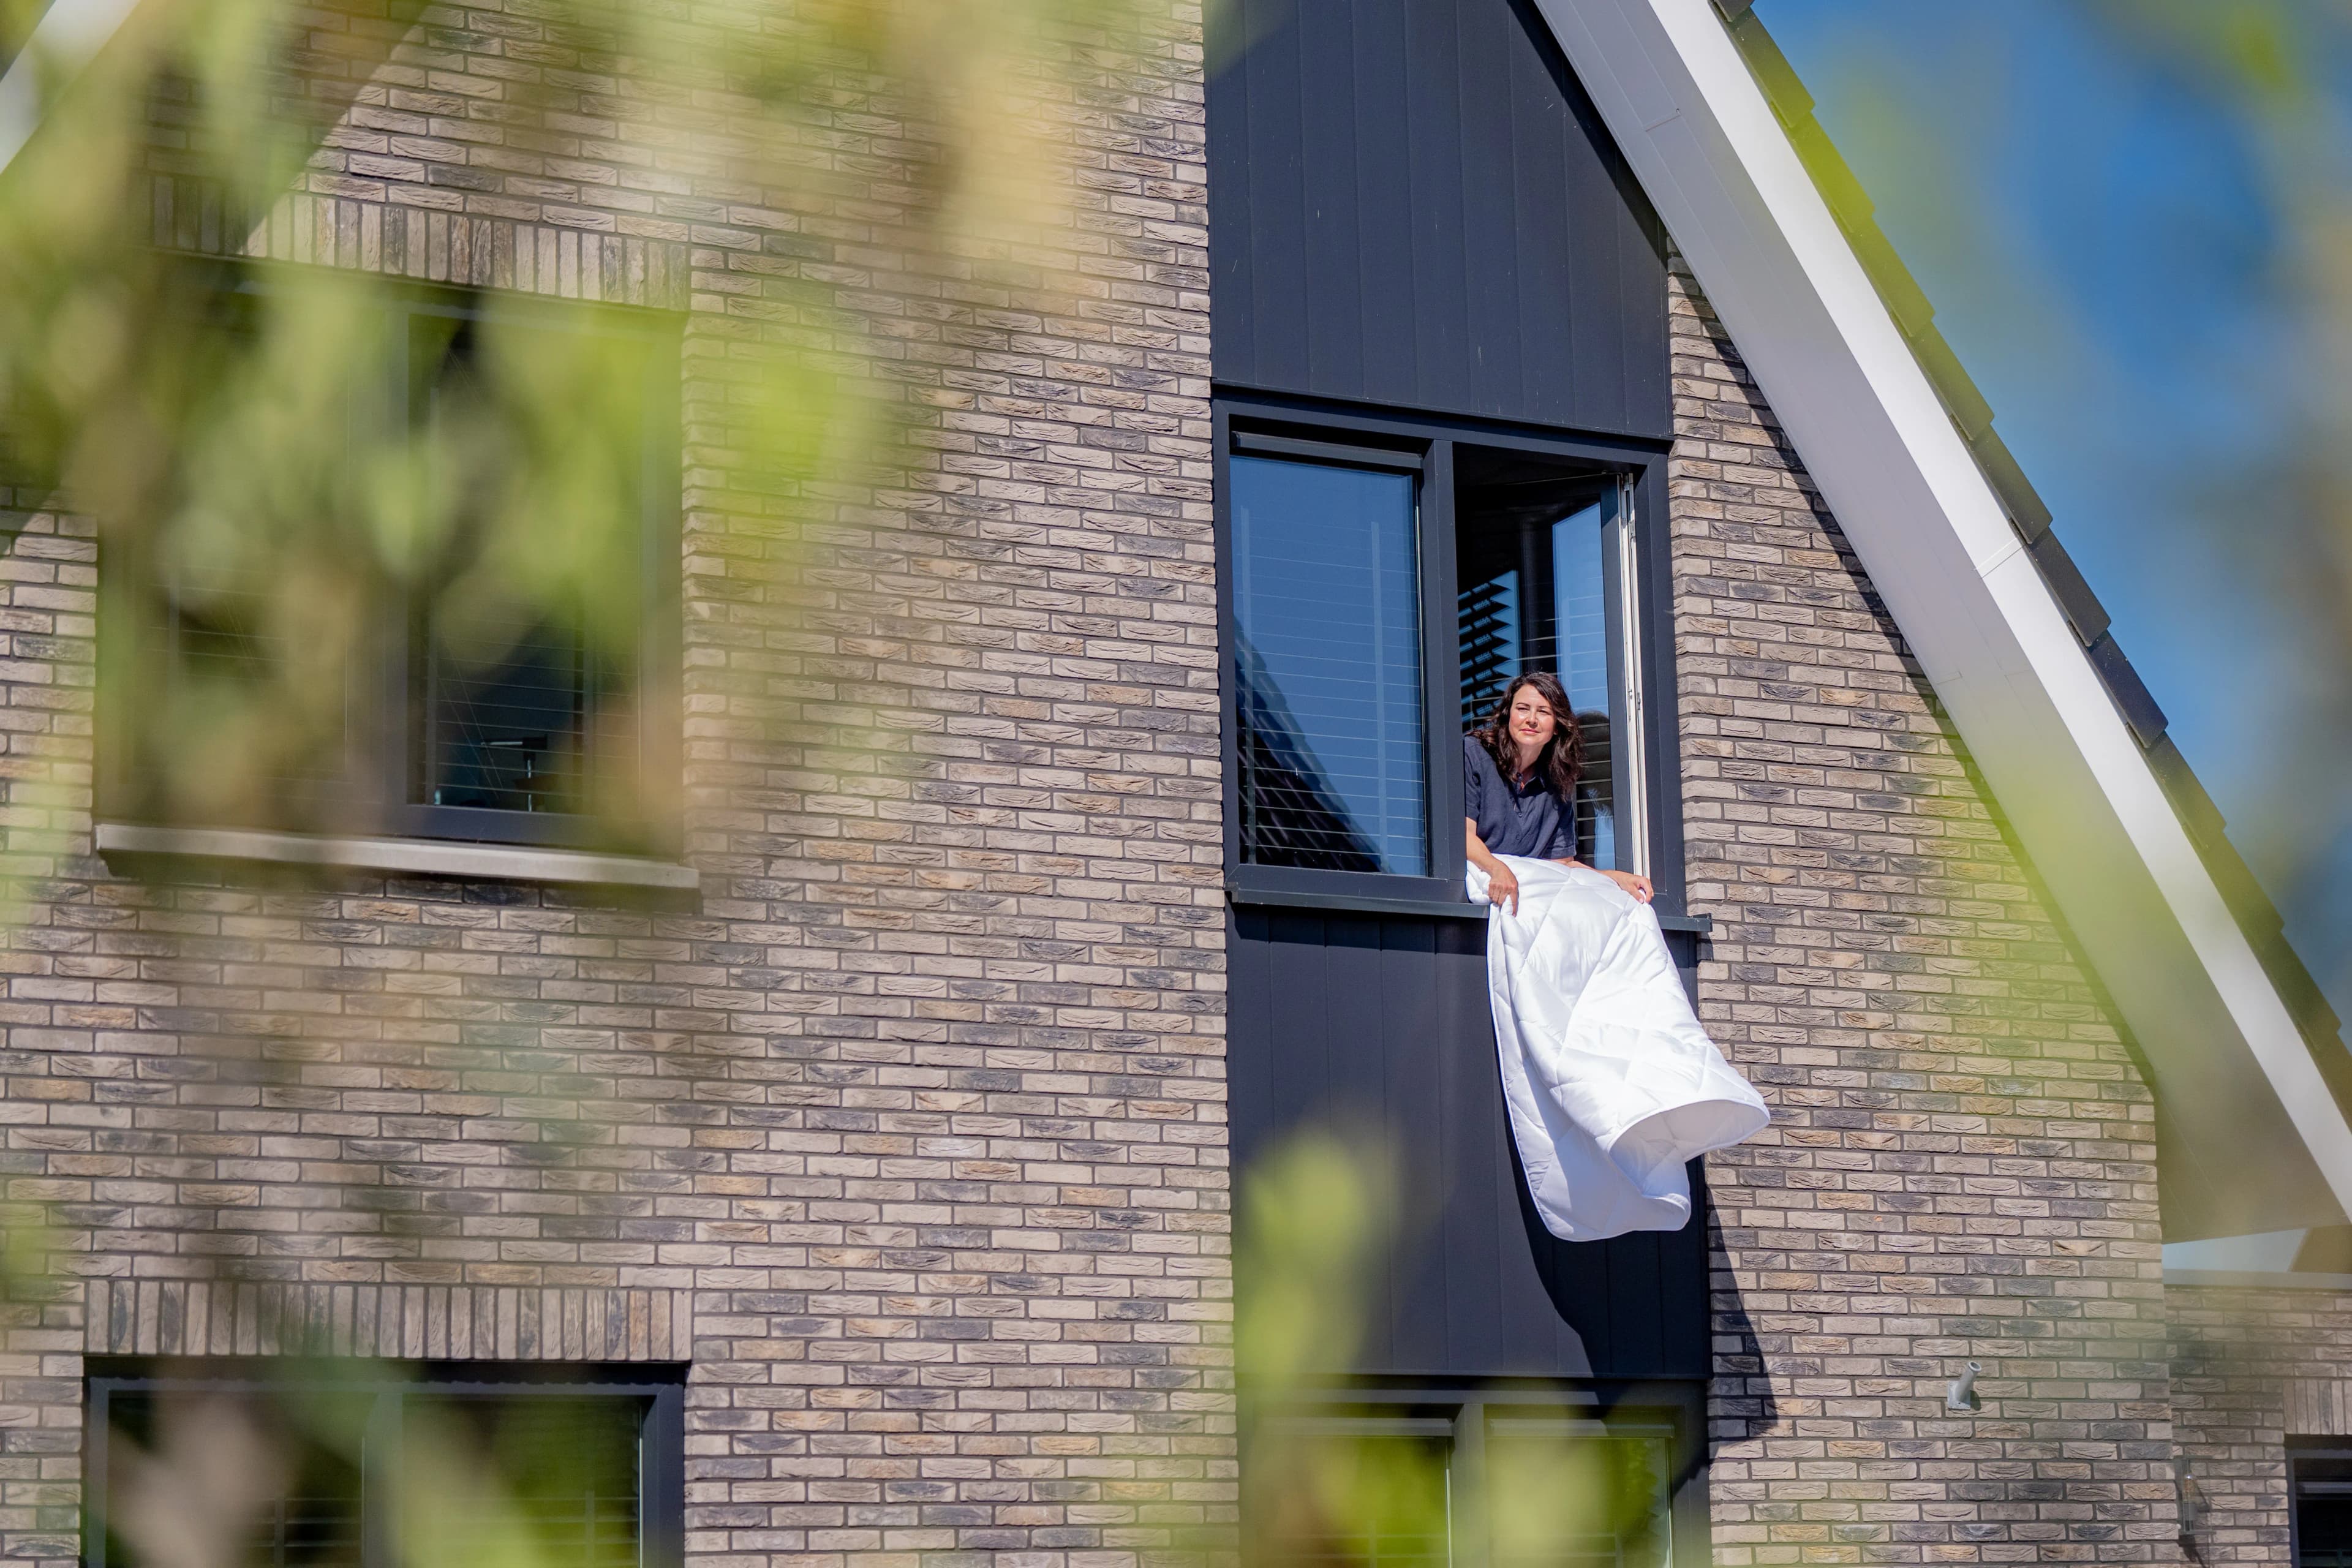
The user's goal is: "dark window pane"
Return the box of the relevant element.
[404,1395,643,1568]
[1487,1427,1671,1568]
[410,314,631,820]
[1456,459,1627,869]
[424,607,589,813]
[130,298,375,827]
[2300,1453,2352,1565]
[157,558,360,794]
[102,1390,365,1568]
[1257,1429,1451,1568]
[1232,455,1427,874]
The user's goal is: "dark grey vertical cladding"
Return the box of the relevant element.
[1229,908,1708,1381]
[1207,0,1670,437]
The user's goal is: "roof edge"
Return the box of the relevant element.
[1721,9,2352,1129]
[0,0,147,178]
[1536,0,2352,1237]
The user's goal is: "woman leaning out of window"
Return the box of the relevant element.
[1463,671,1653,914]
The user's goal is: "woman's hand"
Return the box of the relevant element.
[1466,819,1521,913]
[1600,868,1654,903]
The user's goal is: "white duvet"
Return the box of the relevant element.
[1471,856,1769,1241]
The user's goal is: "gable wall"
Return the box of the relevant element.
[0,2,2310,1566]
[1670,260,2185,1564]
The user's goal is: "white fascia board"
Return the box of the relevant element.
[1538,0,2352,1223]
[0,0,146,176]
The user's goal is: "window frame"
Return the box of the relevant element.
[81,1358,686,1568]
[1214,394,1684,921]
[2291,1439,2352,1566]
[1240,1380,1711,1568]
[98,260,685,858]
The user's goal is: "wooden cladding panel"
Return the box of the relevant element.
[1227,906,1706,1381]
[1207,0,1670,437]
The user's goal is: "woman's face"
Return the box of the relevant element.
[1507,686,1557,754]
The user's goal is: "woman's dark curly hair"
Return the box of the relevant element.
[1472,671,1585,799]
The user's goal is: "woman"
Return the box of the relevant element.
[1462,671,1768,1242]
[1464,672,1651,913]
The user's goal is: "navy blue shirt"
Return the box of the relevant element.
[1463,734,1576,861]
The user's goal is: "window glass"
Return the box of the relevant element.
[1552,497,1619,870]
[100,1387,369,1568]
[119,286,671,846]
[1232,454,1427,875]
[2298,1450,2352,1565]
[125,298,383,829]
[1487,1421,1672,1568]
[1456,455,1634,870]
[403,1396,643,1568]
[408,311,654,827]
[1260,1428,1450,1568]
[93,1373,661,1568]
[1250,1411,1669,1568]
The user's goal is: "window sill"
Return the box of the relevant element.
[1226,881,1712,935]
[94,822,699,892]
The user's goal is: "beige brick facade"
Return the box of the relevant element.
[0,4,2335,1567]
[2169,1280,2352,1564]
[1668,262,2185,1564]
[0,4,1226,1568]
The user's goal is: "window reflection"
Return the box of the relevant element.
[1232,454,1427,875]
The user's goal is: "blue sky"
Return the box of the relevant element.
[1760,0,2352,1017]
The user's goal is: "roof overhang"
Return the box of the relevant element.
[1535,0,2352,1237]
[0,0,146,176]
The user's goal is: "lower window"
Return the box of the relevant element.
[85,1362,683,1568]
[2298,1445,2352,1565]
[1248,1394,1679,1568]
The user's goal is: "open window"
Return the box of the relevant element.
[1219,401,1672,911]
[1455,449,1645,875]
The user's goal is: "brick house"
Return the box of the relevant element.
[0,0,2345,1564]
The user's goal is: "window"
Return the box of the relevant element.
[85,1363,683,1568]
[2297,1446,2352,1565]
[1231,450,1428,875]
[104,270,681,854]
[1247,1396,1678,1568]
[1455,450,1643,873]
[1221,407,1665,903]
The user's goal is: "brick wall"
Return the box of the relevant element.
[3,6,2325,1568]
[0,6,1227,1568]
[2169,1279,2352,1564]
[1668,259,2185,1565]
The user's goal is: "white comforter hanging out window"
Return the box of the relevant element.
[1471,856,1769,1242]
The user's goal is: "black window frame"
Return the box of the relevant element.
[1240,1380,1710,1568]
[99,259,685,858]
[81,1358,686,1568]
[2293,1440,2352,1566]
[1215,393,1684,921]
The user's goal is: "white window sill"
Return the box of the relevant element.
[94,822,699,892]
